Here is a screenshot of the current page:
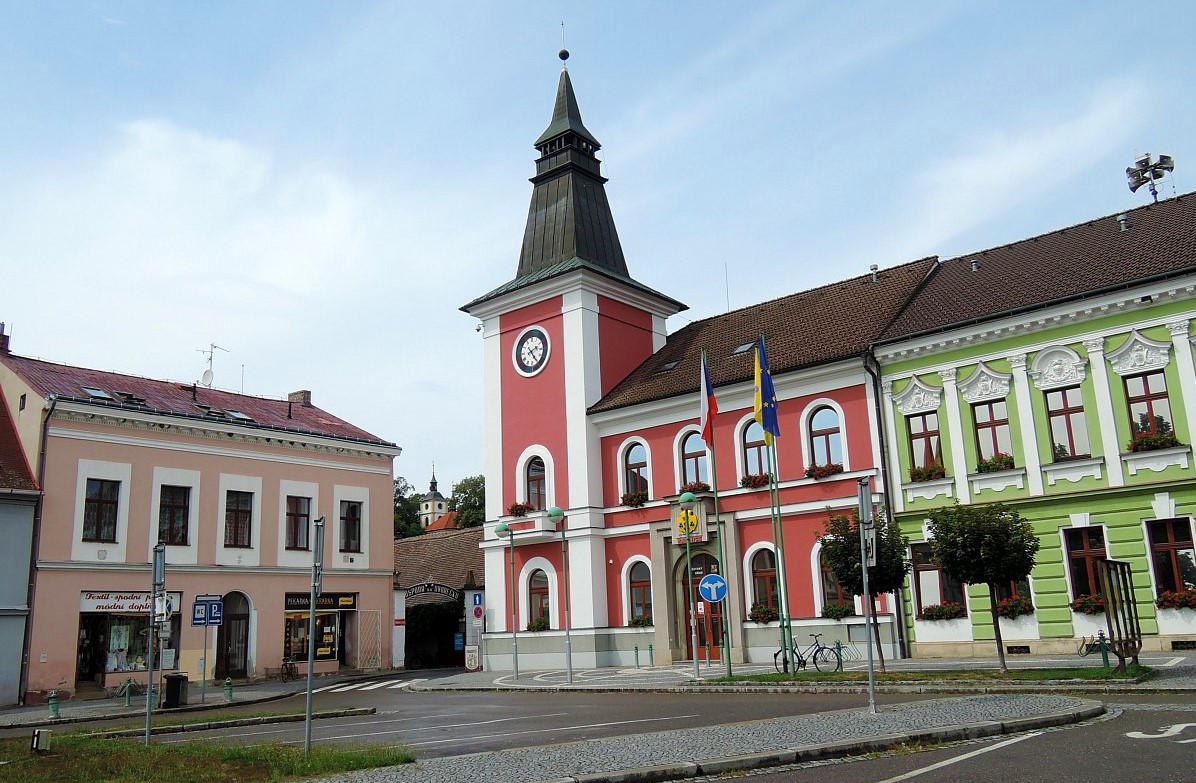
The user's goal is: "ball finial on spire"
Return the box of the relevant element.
[559,48,569,62]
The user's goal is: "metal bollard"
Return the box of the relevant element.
[634,646,640,669]
[1098,630,1110,669]
[648,644,654,668]
[147,683,157,709]
[223,677,233,703]
[47,690,59,720]
[834,641,844,673]
[123,681,132,707]
[704,643,710,666]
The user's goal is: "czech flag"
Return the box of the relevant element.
[700,350,718,446]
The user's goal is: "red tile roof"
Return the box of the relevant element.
[880,194,1196,341]
[425,511,459,531]
[590,257,937,413]
[0,352,393,447]
[0,392,38,491]
[393,527,485,590]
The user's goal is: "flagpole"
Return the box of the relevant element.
[769,439,794,675]
[703,351,732,679]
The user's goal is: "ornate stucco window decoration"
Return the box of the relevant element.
[893,376,952,503]
[1107,330,1191,476]
[1029,345,1106,485]
[959,363,1025,494]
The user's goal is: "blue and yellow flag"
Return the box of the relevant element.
[753,336,780,444]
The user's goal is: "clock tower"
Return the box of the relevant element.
[463,52,685,631]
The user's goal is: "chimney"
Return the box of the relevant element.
[288,390,312,407]
[969,259,980,272]
[0,322,8,354]
[869,264,879,282]
[1116,213,1130,232]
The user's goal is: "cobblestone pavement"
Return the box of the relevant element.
[318,694,1097,783]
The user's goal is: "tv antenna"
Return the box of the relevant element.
[197,343,228,387]
[1126,152,1175,203]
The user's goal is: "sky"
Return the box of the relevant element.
[2,2,1193,496]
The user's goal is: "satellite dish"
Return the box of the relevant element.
[201,369,214,387]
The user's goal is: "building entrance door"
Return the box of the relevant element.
[214,591,249,679]
[682,553,723,661]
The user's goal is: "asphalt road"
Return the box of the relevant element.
[721,696,1196,783]
[150,687,933,757]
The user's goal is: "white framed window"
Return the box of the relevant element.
[72,459,132,563]
[150,467,200,565]
[217,474,262,567]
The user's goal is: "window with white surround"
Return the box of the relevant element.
[526,457,546,511]
[742,421,767,477]
[1126,371,1174,439]
[1046,387,1091,460]
[623,443,649,497]
[628,561,652,623]
[225,491,253,548]
[83,479,120,542]
[1064,526,1106,600]
[972,399,1013,462]
[680,431,708,486]
[808,406,843,467]
[911,543,965,616]
[73,460,132,563]
[907,412,942,469]
[157,485,190,546]
[340,500,362,553]
[285,496,311,550]
[150,468,200,565]
[1148,518,1196,596]
[334,484,370,568]
[216,474,262,567]
[751,549,778,610]
[529,569,550,624]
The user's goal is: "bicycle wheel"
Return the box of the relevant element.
[813,646,839,673]
[773,647,784,674]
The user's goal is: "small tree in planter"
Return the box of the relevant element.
[620,491,648,508]
[928,501,1039,671]
[819,508,909,672]
[748,602,779,623]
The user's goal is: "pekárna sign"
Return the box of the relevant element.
[284,592,358,611]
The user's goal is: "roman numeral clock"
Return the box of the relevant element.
[513,326,550,377]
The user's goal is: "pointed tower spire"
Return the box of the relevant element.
[428,463,438,495]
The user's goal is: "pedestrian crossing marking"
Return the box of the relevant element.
[358,680,396,690]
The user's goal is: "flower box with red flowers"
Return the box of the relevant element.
[740,473,769,489]
[506,502,532,518]
[995,595,1034,619]
[1070,593,1104,615]
[620,491,648,508]
[1128,431,1182,452]
[805,463,844,480]
[909,463,946,483]
[920,601,967,621]
[679,481,710,493]
[1155,587,1196,610]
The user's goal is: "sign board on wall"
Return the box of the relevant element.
[284,592,358,611]
[80,591,182,614]
[465,645,481,673]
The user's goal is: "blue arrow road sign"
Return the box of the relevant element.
[698,573,728,602]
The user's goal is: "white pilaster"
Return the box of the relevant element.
[880,380,905,513]
[1084,337,1125,487]
[1008,354,1044,495]
[563,291,604,511]
[940,369,971,504]
[482,316,505,521]
[567,529,608,627]
[485,546,509,632]
[1168,320,1196,443]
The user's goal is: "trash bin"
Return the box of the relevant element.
[163,673,189,708]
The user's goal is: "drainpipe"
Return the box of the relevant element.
[862,353,909,660]
[18,394,56,705]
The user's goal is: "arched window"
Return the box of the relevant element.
[526,457,546,511]
[751,549,778,609]
[742,421,767,476]
[681,432,708,486]
[623,443,649,497]
[820,552,852,608]
[528,569,550,623]
[809,406,843,466]
[629,561,652,623]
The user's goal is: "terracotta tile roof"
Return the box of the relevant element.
[425,511,459,532]
[0,352,394,447]
[393,527,485,590]
[880,194,1196,341]
[0,393,37,491]
[589,257,937,413]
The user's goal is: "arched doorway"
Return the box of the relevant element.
[215,591,250,679]
[679,552,724,660]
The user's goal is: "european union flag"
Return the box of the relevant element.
[753,336,780,444]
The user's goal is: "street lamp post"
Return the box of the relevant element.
[547,507,573,684]
[678,491,701,680]
[495,522,519,679]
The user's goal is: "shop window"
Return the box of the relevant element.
[1046,387,1090,460]
[623,443,649,497]
[907,413,941,469]
[742,421,767,476]
[751,549,778,610]
[1148,519,1196,595]
[628,561,652,623]
[680,432,708,485]
[83,478,120,543]
[224,490,253,548]
[1064,527,1106,599]
[529,569,550,624]
[284,612,339,661]
[1126,371,1174,438]
[911,543,965,616]
[809,406,843,466]
[820,552,852,608]
[972,399,1013,461]
[526,457,546,511]
[158,485,190,546]
[339,500,362,553]
[286,495,311,550]
[77,592,183,683]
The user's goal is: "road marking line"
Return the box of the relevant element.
[356,680,396,690]
[311,683,346,693]
[875,732,1042,783]
[404,714,702,747]
[391,678,426,688]
[282,712,579,744]
[159,711,476,744]
[329,683,369,692]
[1164,657,1185,668]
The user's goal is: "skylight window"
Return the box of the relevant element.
[226,410,255,422]
[731,341,755,355]
[81,386,113,400]
[655,360,679,374]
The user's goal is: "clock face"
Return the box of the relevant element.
[513,326,550,376]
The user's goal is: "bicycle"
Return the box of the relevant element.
[105,677,146,700]
[774,633,840,674]
[280,657,299,682]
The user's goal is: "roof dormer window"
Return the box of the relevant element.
[81,386,113,400]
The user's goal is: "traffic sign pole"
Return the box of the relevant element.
[857,479,878,715]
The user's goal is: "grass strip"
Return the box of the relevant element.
[713,664,1150,684]
[0,733,413,783]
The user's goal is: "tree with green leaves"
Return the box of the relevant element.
[393,477,423,539]
[928,502,1040,671]
[819,509,909,672]
[448,474,486,527]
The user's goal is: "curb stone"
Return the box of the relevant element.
[90,707,376,738]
